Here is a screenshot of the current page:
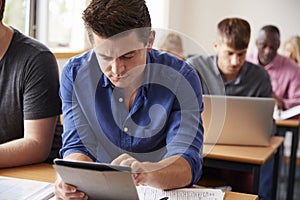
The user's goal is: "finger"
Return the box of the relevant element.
[131,160,144,173]
[119,157,136,167]
[134,173,145,185]
[111,153,131,165]
[55,175,85,199]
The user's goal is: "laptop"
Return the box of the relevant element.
[53,159,139,200]
[202,95,275,146]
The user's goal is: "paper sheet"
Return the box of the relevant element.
[273,105,300,120]
[0,176,54,200]
[137,185,225,200]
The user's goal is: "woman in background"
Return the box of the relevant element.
[158,33,186,60]
[282,35,300,66]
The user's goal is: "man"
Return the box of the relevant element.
[54,0,203,199]
[0,0,62,167]
[247,25,300,110]
[187,18,273,200]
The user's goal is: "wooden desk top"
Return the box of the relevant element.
[203,136,284,165]
[0,163,258,200]
[0,163,56,183]
[276,118,299,127]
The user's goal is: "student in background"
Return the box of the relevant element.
[0,0,62,168]
[158,32,186,60]
[187,18,272,97]
[282,35,300,66]
[54,0,203,199]
[247,25,300,110]
[187,17,273,200]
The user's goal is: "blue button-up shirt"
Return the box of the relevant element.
[59,49,204,185]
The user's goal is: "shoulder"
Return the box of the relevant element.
[243,61,270,79]
[187,55,214,67]
[244,61,268,73]
[147,49,201,91]
[277,54,300,70]
[148,49,197,77]
[186,55,217,78]
[62,50,96,80]
[11,29,54,57]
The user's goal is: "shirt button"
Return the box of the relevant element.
[118,98,124,103]
[123,127,128,132]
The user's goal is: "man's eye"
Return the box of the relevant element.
[122,52,136,59]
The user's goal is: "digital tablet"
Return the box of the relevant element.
[53,159,139,200]
[53,158,131,172]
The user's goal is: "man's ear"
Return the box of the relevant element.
[146,31,156,52]
[213,40,219,52]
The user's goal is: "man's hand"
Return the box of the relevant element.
[111,153,192,190]
[273,92,285,110]
[54,174,88,200]
[53,153,92,199]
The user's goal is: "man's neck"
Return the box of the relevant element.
[0,23,14,60]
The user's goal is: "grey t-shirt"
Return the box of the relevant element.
[186,55,272,97]
[0,28,62,144]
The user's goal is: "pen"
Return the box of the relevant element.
[159,197,169,200]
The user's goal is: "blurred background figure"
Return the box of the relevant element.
[282,35,300,66]
[158,32,186,60]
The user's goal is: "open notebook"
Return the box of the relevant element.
[202,95,275,146]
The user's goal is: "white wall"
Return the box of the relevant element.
[58,0,300,66]
[163,0,300,56]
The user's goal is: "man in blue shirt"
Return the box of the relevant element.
[54,0,203,198]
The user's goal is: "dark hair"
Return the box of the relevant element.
[0,0,6,21]
[82,0,151,45]
[261,25,280,37]
[217,17,251,50]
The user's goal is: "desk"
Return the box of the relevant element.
[0,163,258,200]
[203,136,284,199]
[276,119,300,200]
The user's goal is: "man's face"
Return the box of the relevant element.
[93,31,152,88]
[256,30,280,66]
[214,41,247,80]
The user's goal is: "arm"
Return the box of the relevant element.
[0,116,58,168]
[112,153,192,190]
[282,68,300,109]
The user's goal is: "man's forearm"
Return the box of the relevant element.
[64,153,93,162]
[0,138,50,168]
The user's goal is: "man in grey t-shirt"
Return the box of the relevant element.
[187,18,273,200]
[0,0,61,168]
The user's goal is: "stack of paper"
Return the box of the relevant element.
[0,176,54,200]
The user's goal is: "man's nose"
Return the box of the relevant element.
[111,58,125,75]
[231,55,241,65]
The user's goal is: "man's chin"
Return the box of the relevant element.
[112,81,128,88]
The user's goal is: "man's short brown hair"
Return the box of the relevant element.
[0,0,6,22]
[217,17,251,50]
[82,0,151,45]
